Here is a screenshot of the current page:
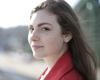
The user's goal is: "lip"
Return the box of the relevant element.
[32,45,43,50]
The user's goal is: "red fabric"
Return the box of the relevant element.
[38,50,83,80]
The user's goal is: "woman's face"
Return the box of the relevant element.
[28,10,68,59]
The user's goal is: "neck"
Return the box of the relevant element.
[44,43,68,70]
[44,50,67,70]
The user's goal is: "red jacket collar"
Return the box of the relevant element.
[39,50,74,80]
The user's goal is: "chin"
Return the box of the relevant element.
[33,53,45,59]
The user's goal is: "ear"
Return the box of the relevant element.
[63,32,72,43]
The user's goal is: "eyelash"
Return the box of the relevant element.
[42,27,50,31]
[28,27,50,32]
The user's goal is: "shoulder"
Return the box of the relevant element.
[60,67,83,80]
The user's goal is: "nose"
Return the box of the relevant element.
[29,31,39,42]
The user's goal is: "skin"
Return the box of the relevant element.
[28,10,72,69]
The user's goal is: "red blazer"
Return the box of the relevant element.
[38,50,83,80]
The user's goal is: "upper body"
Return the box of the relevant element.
[28,0,97,80]
[39,51,82,80]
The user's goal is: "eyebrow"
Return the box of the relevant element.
[38,22,53,27]
[29,22,53,28]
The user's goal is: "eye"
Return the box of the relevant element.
[29,28,34,32]
[42,27,50,31]
[30,28,34,31]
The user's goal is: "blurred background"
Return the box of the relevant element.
[0,0,100,80]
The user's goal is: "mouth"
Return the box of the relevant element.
[32,45,43,50]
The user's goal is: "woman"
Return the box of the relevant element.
[28,0,97,80]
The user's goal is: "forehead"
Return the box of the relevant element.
[29,10,58,26]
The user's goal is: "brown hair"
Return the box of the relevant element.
[30,0,97,80]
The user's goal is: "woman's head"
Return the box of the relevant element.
[30,0,85,51]
[28,9,72,59]
[29,0,97,80]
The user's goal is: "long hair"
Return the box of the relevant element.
[30,0,97,80]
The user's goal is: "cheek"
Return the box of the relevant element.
[43,34,64,50]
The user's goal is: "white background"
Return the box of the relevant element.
[0,0,80,29]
